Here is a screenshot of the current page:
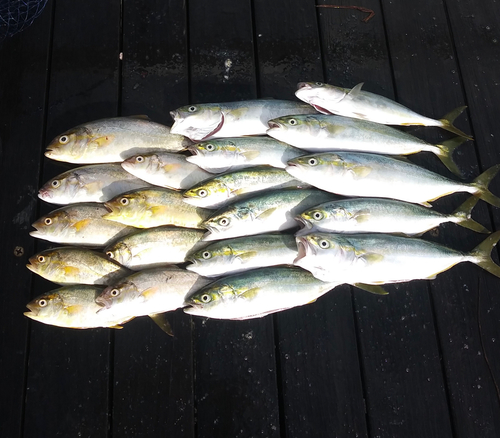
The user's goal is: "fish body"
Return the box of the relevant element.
[183,266,339,320]
[183,166,307,209]
[267,114,466,176]
[38,164,152,205]
[45,116,191,164]
[296,196,489,236]
[96,267,212,321]
[30,203,135,246]
[24,285,132,329]
[186,233,298,277]
[121,151,212,190]
[202,188,337,241]
[105,226,205,270]
[295,82,471,139]
[103,188,212,229]
[26,247,130,285]
[170,99,317,141]
[295,231,500,284]
[286,152,500,207]
[186,136,305,173]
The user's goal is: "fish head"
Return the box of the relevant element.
[186,140,238,172]
[183,283,238,318]
[295,82,346,114]
[24,292,65,323]
[103,191,148,225]
[267,115,318,139]
[121,153,161,174]
[96,279,139,311]
[170,104,224,141]
[186,243,240,275]
[26,249,58,278]
[296,206,331,231]
[30,209,73,240]
[201,206,248,241]
[38,172,82,204]
[285,152,339,182]
[104,241,132,266]
[183,179,228,207]
[45,126,91,162]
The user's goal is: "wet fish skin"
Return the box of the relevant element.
[170,99,318,141]
[26,247,131,285]
[45,116,191,164]
[183,166,308,209]
[96,267,212,321]
[24,285,133,329]
[186,233,298,277]
[294,231,500,284]
[38,164,152,205]
[183,266,339,320]
[103,188,212,229]
[201,188,337,241]
[121,151,212,190]
[296,196,489,236]
[295,81,472,139]
[285,152,500,207]
[30,203,135,247]
[105,226,205,270]
[186,136,306,173]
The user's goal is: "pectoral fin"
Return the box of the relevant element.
[239,287,260,300]
[347,165,372,179]
[353,209,371,223]
[257,207,277,221]
[354,283,389,295]
[149,313,173,336]
[92,135,115,147]
[242,151,260,161]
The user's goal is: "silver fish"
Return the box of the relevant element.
[295,82,472,139]
[45,116,191,164]
[186,233,298,277]
[170,99,317,141]
[183,266,339,320]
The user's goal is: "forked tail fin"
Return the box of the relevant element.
[469,230,500,279]
[434,136,467,177]
[471,164,500,207]
[439,106,473,140]
[451,196,490,234]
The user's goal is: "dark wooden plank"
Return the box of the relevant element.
[109,1,194,436]
[22,1,121,437]
[188,1,280,437]
[0,3,53,436]
[253,1,368,436]
[318,1,456,437]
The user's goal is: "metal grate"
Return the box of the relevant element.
[0,0,48,42]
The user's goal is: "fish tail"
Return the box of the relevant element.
[439,106,473,140]
[451,196,490,234]
[469,230,500,279]
[434,136,467,177]
[471,164,500,207]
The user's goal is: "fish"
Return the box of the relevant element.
[103,188,212,229]
[295,82,472,139]
[183,266,339,320]
[30,203,135,247]
[267,114,467,176]
[95,267,212,322]
[44,116,191,164]
[121,151,212,190]
[185,233,298,277]
[285,152,500,207]
[185,136,306,173]
[26,247,131,285]
[294,231,500,284]
[105,226,205,270]
[201,188,337,241]
[182,166,308,209]
[24,285,134,329]
[296,196,489,236]
[170,99,318,141]
[38,164,152,205]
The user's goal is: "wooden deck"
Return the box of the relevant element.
[1,0,500,437]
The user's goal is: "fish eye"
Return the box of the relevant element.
[218,217,230,227]
[315,82,323,86]
[110,289,120,297]
[51,180,61,188]
[44,217,52,225]
[205,144,215,151]
[308,158,318,166]
[202,251,211,259]
[135,156,144,163]
[59,135,69,144]
[319,239,330,249]
[201,294,211,303]
[38,299,48,307]
[37,255,46,263]
[188,106,197,112]
[120,198,129,206]
[288,118,297,126]
[106,251,114,259]
[197,189,208,198]
[312,211,323,220]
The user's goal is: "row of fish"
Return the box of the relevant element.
[24,80,500,331]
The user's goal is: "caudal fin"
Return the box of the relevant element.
[434,137,467,177]
[439,106,473,140]
[451,196,490,233]
[471,164,500,207]
[469,230,500,279]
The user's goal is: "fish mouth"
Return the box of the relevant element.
[95,295,111,310]
[38,188,51,199]
[186,146,199,156]
[267,120,282,129]
[29,230,43,239]
[103,202,116,214]
[24,302,39,316]
[293,236,313,264]
[294,216,313,235]
[297,82,312,91]
[170,110,179,122]
[26,263,37,274]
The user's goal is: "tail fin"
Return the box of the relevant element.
[439,106,473,140]
[469,230,500,279]
[451,196,490,233]
[471,164,500,207]
[434,137,467,177]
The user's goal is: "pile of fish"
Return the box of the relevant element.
[24,81,500,332]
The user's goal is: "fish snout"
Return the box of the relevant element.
[267,120,281,129]
[169,110,179,121]
[297,82,312,91]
